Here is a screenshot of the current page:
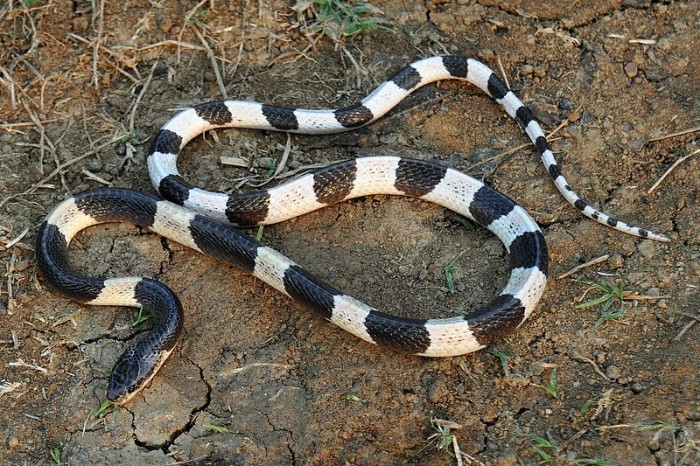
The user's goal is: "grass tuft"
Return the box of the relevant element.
[50,448,64,465]
[204,423,231,434]
[444,251,464,293]
[534,368,558,399]
[448,215,475,231]
[576,283,627,327]
[293,0,394,44]
[490,348,511,377]
[132,305,149,327]
[530,433,557,462]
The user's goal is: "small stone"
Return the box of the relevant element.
[12,257,29,272]
[479,48,495,62]
[606,365,622,380]
[427,378,448,403]
[161,18,173,34]
[483,238,504,257]
[558,99,573,111]
[104,163,119,177]
[255,157,275,168]
[87,157,104,171]
[8,436,19,449]
[72,15,89,32]
[624,62,638,78]
[637,240,656,258]
[608,253,624,269]
[491,455,517,466]
[153,62,169,77]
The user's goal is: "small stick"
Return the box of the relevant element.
[496,55,509,90]
[674,313,700,341]
[4,227,29,249]
[647,148,698,194]
[67,32,139,83]
[622,292,671,301]
[573,352,610,382]
[193,26,227,98]
[468,112,570,171]
[629,39,656,45]
[9,359,48,374]
[128,61,159,131]
[178,0,209,61]
[138,40,207,53]
[92,0,105,89]
[557,254,609,279]
[342,46,363,89]
[81,169,112,186]
[251,134,293,187]
[6,250,16,314]
[225,362,293,375]
[646,126,700,143]
[0,64,18,109]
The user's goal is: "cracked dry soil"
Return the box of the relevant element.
[1,1,699,464]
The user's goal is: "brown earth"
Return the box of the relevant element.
[1,1,699,465]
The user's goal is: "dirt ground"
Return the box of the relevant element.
[1,0,699,464]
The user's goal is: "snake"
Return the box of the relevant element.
[36,56,669,404]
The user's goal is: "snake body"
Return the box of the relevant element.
[37,55,667,404]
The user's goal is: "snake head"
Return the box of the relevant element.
[106,347,169,405]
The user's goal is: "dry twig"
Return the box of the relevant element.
[646,126,700,143]
[647,148,698,194]
[557,254,609,279]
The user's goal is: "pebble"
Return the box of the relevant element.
[624,62,638,78]
[114,143,127,156]
[637,240,656,258]
[8,436,19,449]
[153,62,169,77]
[104,163,119,177]
[87,157,104,171]
[255,157,275,168]
[161,18,173,34]
[608,253,624,269]
[479,48,495,62]
[12,257,29,272]
[491,455,518,466]
[605,365,622,380]
[657,37,671,52]
[482,238,504,257]
[631,382,645,394]
[427,378,448,403]
[558,99,573,111]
